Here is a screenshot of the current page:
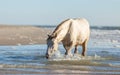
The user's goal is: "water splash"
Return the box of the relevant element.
[49,50,102,61]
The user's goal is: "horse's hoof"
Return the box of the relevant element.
[82,53,85,56]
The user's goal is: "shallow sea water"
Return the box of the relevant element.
[0,42,120,74]
[0,30,120,75]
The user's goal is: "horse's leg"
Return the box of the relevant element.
[82,39,88,56]
[63,45,68,55]
[74,45,78,54]
[63,45,73,57]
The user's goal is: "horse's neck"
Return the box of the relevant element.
[53,20,72,43]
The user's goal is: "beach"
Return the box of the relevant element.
[0,25,120,75]
[0,25,52,45]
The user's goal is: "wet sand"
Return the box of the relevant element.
[0,25,52,45]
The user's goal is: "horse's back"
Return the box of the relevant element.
[73,18,89,27]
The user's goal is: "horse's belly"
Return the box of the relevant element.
[76,37,86,45]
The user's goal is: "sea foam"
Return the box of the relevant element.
[49,50,101,61]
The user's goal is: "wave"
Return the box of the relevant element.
[90,26,120,30]
[36,25,120,30]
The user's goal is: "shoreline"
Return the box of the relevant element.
[0,68,118,75]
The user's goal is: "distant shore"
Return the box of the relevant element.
[0,25,120,45]
[0,25,52,45]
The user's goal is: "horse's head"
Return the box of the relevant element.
[46,34,58,59]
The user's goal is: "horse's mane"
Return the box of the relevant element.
[53,19,70,33]
[51,19,71,38]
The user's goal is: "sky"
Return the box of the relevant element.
[0,0,120,26]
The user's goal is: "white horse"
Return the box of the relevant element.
[46,18,90,59]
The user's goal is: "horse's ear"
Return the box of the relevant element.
[47,34,57,39]
[48,34,54,38]
[48,34,51,37]
[52,33,57,38]
[47,34,53,40]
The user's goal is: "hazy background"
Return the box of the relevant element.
[0,0,120,26]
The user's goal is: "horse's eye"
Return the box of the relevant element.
[52,46,54,49]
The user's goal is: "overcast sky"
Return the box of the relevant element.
[0,0,120,26]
